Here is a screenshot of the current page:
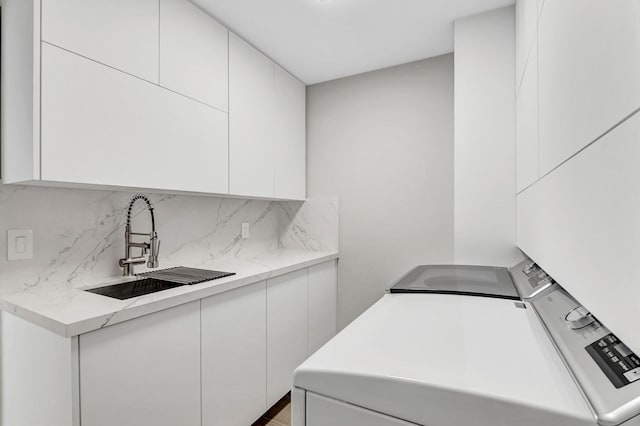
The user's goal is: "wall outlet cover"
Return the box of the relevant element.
[8,229,34,261]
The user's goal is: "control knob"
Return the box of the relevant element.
[565,305,596,330]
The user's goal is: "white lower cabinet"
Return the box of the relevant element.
[79,301,201,426]
[4,261,338,426]
[267,268,309,406]
[201,281,267,426]
[308,260,338,354]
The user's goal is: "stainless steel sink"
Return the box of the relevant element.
[84,266,236,300]
[85,278,184,300]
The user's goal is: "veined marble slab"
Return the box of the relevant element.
[0,183,339,336]
[0,249,338,338]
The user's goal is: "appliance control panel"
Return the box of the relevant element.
[509,258,555,299]
[522,262,553,289]
[586,334,640,388]
[533,286,640,424]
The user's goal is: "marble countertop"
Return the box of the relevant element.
[0,249,339,338]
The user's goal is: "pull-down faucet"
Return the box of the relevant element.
[118,194,160,276]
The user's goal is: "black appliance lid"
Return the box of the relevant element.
[389,265,519,300]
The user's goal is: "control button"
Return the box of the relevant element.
[631,357,640,366]
[624,368,640,383]
[607,352,615,358]
[599,340,608,347]
[522,262,536,274]
[608,336,617,344]
[539,277,553,286]
[603,347,611,353]
[612,356,620,363]
[619,361,630,371]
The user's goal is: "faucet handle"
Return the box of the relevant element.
[147,239,160,269]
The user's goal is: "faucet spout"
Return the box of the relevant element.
[120,194,161,276]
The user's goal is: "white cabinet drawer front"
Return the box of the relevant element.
[41,44,229,194]
[307,260,337,354]
[160,0,229,110]
[202,282,267,426]
[538,0,640,175]
[229,33,275,198]
[79,301,201,426]
[42,0,159,83]
[267,268,309,406]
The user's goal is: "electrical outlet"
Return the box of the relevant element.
[8,229,34,261]
[241,223,250,239]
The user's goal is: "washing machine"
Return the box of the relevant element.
[292,259,640,426]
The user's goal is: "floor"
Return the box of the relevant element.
[252,393,291,426]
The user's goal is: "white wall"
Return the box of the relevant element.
[307,55,455,328]
[454,6,523,266]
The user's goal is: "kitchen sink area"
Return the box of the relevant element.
[85,278,184,300]
[85,267,236,300]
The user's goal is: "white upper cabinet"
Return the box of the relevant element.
[515,0,537,91]
[274,65,306,200]
[516,46,539,192]
[41,0,159,83]
[159,0,229,110]
[538,0,640,175]
[229,33,276,198]
[4,0,306,200]
[41,44,229,194]
[229,35,307,200]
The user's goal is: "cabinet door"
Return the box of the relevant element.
[229,33,275,198]
[515,0,537,91]
[79,301,200,426]
[538,0,640,175]
[274,65,306,200]
[307,261,337,354]
[41,43,229,194]
[267,269,308,406]
[41,0,159,83]
[202,282,267,426]
[516,47,539,192]
[159,0,228,110]
[518,110,640,357]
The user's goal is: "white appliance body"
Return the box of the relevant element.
[293,292,595,426]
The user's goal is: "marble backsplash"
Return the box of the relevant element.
[0,183,338,295]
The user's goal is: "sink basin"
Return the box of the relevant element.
[84,267,236,300]
[85,278,184,300]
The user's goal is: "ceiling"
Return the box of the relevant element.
[190,0,515,85]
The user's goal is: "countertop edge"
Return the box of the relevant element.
[1,251,339,338]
